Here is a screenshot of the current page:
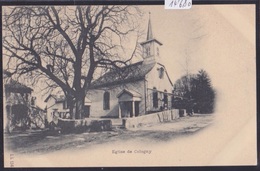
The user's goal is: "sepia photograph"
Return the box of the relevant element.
[2,3,257,167]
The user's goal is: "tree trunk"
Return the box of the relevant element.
[75,95,85,119]
[66,94,75,119]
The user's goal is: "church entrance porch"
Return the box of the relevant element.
[119,101,140,118]
[117,89,141,118]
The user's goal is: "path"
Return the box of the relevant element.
[4,114,214,154]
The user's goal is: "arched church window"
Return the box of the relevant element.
[159,67,164,79]
[153,87,158,108]
[103,91,110,110]
[157,47,160,56]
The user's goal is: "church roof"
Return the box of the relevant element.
[90,61,155,89]
[91,14,170,89]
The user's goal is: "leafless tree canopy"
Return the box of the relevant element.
[3,6,143,118]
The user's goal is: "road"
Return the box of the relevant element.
[5,114,214,155]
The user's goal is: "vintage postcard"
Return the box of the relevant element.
[2,3,257,167]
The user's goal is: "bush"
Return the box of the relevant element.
[56,119,112,133]
[179,109,185,117]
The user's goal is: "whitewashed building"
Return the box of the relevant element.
[87,16,174,118]
[44,94,91,122]
[44,16,175,120]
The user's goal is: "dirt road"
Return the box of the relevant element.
[5,114,214,154]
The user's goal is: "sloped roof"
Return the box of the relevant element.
[32,105,46,112]
[4,78,33,93]
[3,70,33,93]
[44,94,66,103]
[117,89,142,98]
[44,94,91,104]
[90,61,155,89]
[3,70,12,77]
[157,62,173,86]
[85,97,91,103]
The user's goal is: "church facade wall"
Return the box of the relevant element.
[145,63,173,112]
[87,62,174,118]
[87,80,145,118]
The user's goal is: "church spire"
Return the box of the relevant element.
[147,12,153,40]
[140,12,162,65]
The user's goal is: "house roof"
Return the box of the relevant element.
[44,94,66,103]
[117,89,142,98]
[3,70,12,77]
[3,70,33,93]
[32,105,46,112]
[85,97,91,103]
[4,78,33,93]
[90,61,155,89]
[44,94,91,104]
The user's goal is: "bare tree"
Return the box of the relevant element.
[3,6,143,119]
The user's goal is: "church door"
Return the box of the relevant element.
[134,101,140,116]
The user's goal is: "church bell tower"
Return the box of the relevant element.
[140,13,163,64]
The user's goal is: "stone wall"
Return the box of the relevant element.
[123,109,185,129]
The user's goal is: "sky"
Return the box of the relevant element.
[4,4,257,166]
[140,4,256,116]
[138,4,257,165]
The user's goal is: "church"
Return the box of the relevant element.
[86,16,175,119]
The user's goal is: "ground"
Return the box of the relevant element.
[4,114,214,155]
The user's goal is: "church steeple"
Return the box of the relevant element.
[147,12,153,40]
[140,12,163,64]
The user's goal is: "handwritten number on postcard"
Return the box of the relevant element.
[165,0,192,9]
